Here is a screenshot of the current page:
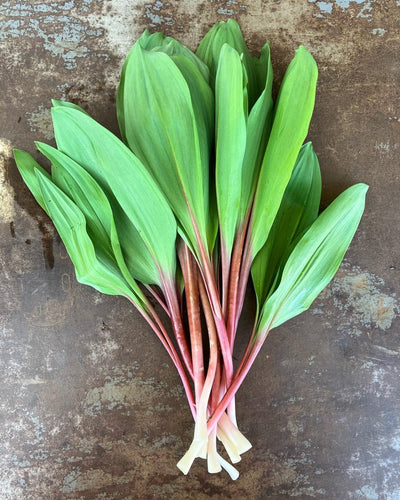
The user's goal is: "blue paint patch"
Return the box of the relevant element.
[317,1,333,14]
[144,2,175,28]
[217,8,235,15]
[0,0,104,69]
[371,28,387,36]
[309,0,376,18]
[390,436,400,452]
[355,485,379,499]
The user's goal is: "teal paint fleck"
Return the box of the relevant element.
[355,485,379,500]
[317,2,333,14]
[309,0,376,18]
[0,0,104,69]
[217,8,235,15]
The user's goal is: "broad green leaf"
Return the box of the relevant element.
[170,53,218,250]
[250,46,318,260]
[252,142,321,306]
[35,169,145,305]
[257,183,368,333]
[239,42,274,222]
[118,31,211,146]
[150,34,210,83]
[35,142,159,286]
[215,43,247,257]
[170,54,214,172]
[51,99,89,115]
[118,30,166,144]
[138,29,164,50]
[51,106,177,279]
[117,42,209,255]
[196,19,258,106]
[13,149,51,211]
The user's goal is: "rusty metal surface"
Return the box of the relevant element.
[1,1,399,498]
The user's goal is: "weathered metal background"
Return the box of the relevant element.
[1,0,399,498]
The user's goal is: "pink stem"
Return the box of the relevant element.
[179,243,204,405]
[162,275,194,379]
[207,332,269,433]
[198,276,219,424]
[130,297,196,419]
[144,284,170,318]
[186,204,234,388]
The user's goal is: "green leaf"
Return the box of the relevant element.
[215,43,247,256]
[251,142,321,306]
[51,99,89,115]
[239,42,274,223]
[150,34,210,83]
[51,105,177,279]
[257,183,368,333]
[13,149,51,211]
[170,53,218,250]
[35,142,159,286]
[118,31,211,146]
[250,46,318,260]
[138,29,164,50]
[117,42,209,255]
[35,169,145,305]
[196,19,258,107]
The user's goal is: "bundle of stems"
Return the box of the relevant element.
[14,20,367,479]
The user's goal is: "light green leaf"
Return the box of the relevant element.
[250,46,318,260]
[117,42,209,255]
[13,149,51,211]
[35,169,144,305]
[170,53,218,250]
[151,34,210,83]
[252,142,321,306]
[257,183,368,333]
[51,106,177,279]
[36,142,159,286]
[51,99,89,114]
[239,42,274,222]
[215,43,247,256]
[118,31,211,146]
[196,19,258,106]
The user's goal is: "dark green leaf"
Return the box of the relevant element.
[196,19,258,107]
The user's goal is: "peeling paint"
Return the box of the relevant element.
[0,138,15,223]
[61,467,135,494]
[0,0,104,69]
[356,485,379,499]
[86,0,143,61]
[371,28,387,36]
[26,105,53,140]
[312,262,399,335]
[308,0,377,18]
[84,366,181,417]
[375,141,399,155]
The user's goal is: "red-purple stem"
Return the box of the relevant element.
[207,331,270,433]
[179,243,204,405]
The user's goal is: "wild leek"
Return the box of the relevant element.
[14,20,367,479]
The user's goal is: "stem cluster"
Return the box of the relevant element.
[138,212,269,479]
